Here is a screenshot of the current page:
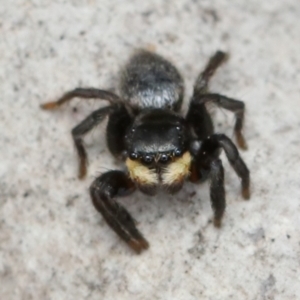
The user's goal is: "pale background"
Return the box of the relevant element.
[1,1,300,299]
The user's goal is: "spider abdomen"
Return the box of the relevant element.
[120,50,184,111]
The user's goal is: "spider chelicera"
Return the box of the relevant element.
[41,50,250,253]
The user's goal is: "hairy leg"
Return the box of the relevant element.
[210,159,225,227]
[196,93,247,149]
[106,105,133,160]
[41,88,122,109]
[192,134,250,226]
[71,105,115,178]
[194,51,228,95]
[90,170,149,254]
[214,134,250,199]
[191,51,247,149]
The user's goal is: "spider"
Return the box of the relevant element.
[41,50,250,253]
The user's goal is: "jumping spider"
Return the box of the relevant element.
[41,50,250,253]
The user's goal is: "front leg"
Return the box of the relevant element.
[90,170,149,254]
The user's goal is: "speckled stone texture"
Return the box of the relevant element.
[1,1,300,299]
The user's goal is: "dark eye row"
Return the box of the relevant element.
[129,149,183,164]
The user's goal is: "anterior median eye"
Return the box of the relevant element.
[142,155,153,164]
[160,154,169,163]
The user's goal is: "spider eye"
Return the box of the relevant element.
[159,154,169,163]
[174,149,182,157]
[142,155,153,164]
[129,152,138,160]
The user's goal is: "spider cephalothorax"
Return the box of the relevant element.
[41,50,250,253]
[124,108,191,194]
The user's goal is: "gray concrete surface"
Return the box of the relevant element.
[1,0,300,299]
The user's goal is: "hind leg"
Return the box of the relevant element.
[187,51,228,140]
[194,51,228,95]
[192,51,247,149]
[40,88,122,109]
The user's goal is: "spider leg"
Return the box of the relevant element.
[194,51,228,95]
[90,170,149,254]
[193,134,250,226]
[186,98,214,140]
[202,134,250,199]
[186,51,229,140]
[214,134,250,199]
[210,159,225,227]
[40,88,122,109]
[72,105,116,179]
[191,51,247,149]
[106,105,133,160]
[190,147,226,227]
[196,93,247,149]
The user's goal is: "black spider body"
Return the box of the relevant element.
[42,50,250,253]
